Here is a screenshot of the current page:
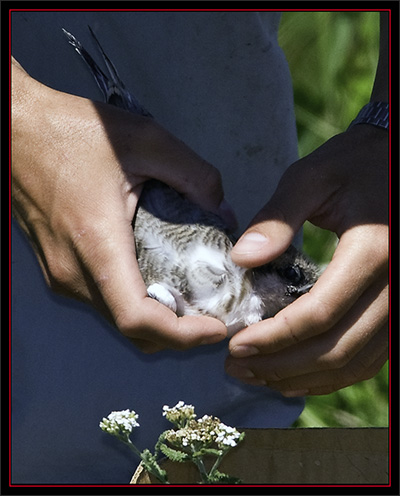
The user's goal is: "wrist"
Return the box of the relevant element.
[345,114,388,170]
[347,101,389,131]
[11,60,44,125]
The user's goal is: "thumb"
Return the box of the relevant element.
[231,159,319,268]
[230,217,295,269]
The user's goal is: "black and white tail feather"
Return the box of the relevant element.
[62,27,152,116]
[63,27,320,336]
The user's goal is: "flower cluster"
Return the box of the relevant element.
[162,401,196,427]
[164,417,213,448]
[99,409,140,437]
[164,413,242,450]
[214,421,242,448]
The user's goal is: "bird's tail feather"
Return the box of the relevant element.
[62,26,152,117]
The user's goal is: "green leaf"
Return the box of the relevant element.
[159,443,191,463]
[208,470,242,484]
[154,430,168,456]
[139,449,169,484]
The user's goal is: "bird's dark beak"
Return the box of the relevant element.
[285,283,314,296]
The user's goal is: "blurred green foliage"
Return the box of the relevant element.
[278,11,388,427]
[279,11,380,155]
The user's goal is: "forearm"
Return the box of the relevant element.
[11,56,44,142]
[12,56,25,72]
[12,56,30,121]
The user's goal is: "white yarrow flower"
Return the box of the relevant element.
[162,401,196,427]
[99,409,139,437]
[215,422,241,448]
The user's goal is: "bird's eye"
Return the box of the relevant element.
[280,265,303,285]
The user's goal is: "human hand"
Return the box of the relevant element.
[226,124,388,395]
[12,59,230,352]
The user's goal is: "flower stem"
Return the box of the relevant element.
[125,439,170,484]
[193,456,210,484]
[208,452,225,480]
[124,438,142,457]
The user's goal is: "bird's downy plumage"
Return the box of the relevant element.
[63,27,320,336]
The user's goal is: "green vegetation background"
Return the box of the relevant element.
[278,11,389,427]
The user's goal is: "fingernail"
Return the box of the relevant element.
[226,364,267,385]
[280,390,309,397]
[217,199,238,231]
[233,232,269,254]
[230,345,260,358]
[225,363,256,379]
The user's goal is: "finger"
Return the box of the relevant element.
[136,120,226,211]
[226,281,388,392]
[96,106,236,227]
[122,298,227,351]
[275,348,388,397]
[73,216,227,350]
[144,128,238,229]
[229,226,388,357]
[226,331,388,395]
[230,153,334,268]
